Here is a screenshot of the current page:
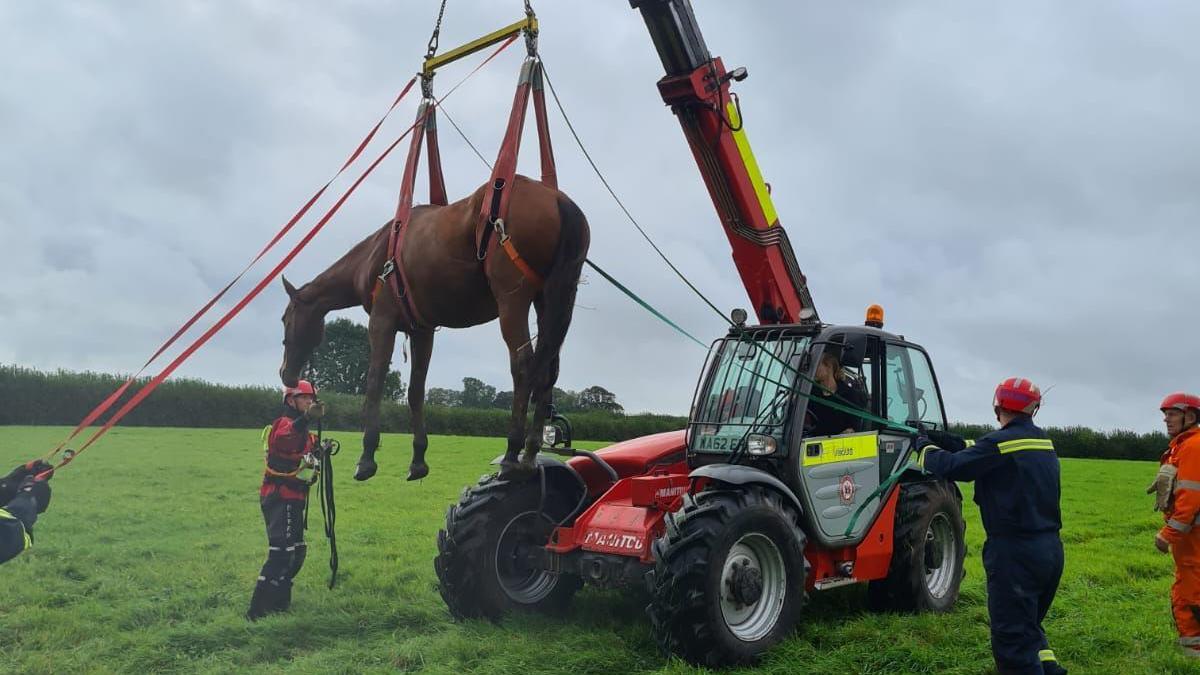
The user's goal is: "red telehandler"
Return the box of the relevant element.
[435,1,966,666]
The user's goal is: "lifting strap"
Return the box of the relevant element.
[378,98,445,330]
[476,58,556,288]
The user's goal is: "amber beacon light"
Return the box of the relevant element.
[865,304,885,328]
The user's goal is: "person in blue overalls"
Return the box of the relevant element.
[917,377,1066,675]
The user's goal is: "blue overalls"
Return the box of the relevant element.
[920,416,1065,675]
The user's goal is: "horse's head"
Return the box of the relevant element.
[280,276,325,387]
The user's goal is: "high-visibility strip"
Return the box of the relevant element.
[42,75,420,462]
[801,432,878,467]
[0,508,31,551]
[1178,480,1200,492]
[965,439,976,448]
[725,101,779,227]
[997,438,1055,455]
[1179,636,1200,646]
[1169,519,1192,533]
[1038,649,1057,662]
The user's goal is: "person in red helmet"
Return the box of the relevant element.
[247,379,325,620]
[916,377,1065,675]
[1149,392,1200,656]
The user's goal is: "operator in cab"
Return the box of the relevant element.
[807,351,868,437]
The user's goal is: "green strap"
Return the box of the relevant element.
[843,461,916,537]
[584,259,708,350]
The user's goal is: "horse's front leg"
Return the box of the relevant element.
[355,308,398,481]
[496,303,534,479]
[406,328,434,481]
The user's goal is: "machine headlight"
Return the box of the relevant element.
[745,434,778,455]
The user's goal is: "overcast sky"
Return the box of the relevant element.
[1,1,1196,433]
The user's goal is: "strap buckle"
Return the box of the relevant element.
[379,259,396,282]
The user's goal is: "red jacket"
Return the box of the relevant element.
[1159,427,1200,547]
[261,414,317,500]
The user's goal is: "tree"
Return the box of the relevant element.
[552,386,581,413]
[492,390,515,409]
[578,385,624,415]
[461,377,497,409]
[307,318,405,401]
[426,387,461,407]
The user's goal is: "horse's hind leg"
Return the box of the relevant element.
[497,300,535,478]
[406,328,434,481]
[355,308,399,481]
[523,298,561,465]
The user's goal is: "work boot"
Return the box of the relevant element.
[1043,662,1068,674]
[246,580,280,621]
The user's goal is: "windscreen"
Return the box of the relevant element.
[689,333,811,453]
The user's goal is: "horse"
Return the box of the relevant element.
[279,175,590,482]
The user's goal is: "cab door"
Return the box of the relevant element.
[879,341,949,482]
[798,333,886,541]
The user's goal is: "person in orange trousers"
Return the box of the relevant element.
[1150,392,1200,657]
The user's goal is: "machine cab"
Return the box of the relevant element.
[686,314,949,547]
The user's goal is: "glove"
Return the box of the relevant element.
[1156,533,1171,554]
[0,460,53,503]
[305,401,326,421]
[927,429,967,453]
[1147,463,1178,513]
[17,474,51,514]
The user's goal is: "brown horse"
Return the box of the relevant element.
[279,175,590,481]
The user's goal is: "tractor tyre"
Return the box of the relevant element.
[647,484,808,668]
[435,473,582,620]
[868,480,965,613]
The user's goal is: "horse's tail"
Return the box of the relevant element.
[530,194,591,409]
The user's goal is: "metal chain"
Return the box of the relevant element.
[523,0,538,56]
[422,0,448,99]
[425,0,449,59]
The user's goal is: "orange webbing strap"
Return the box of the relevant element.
[501,237,544,287]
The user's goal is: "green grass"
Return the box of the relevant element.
[0,426,1193,674]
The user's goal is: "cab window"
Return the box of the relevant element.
[883,343,946,430]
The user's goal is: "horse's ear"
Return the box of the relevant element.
[282,276,300,300]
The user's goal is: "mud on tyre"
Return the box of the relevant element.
[435,473,582,619]
[647,484,809,668]
[867,479,965,613]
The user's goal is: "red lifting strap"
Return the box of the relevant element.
[476,58,556,288]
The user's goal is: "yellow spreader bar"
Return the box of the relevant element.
[423,16,537,76]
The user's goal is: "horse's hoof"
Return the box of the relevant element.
[498,459,537,481]
[354,461,378,482]
[407,462,429,481]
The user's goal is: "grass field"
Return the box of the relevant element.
[0,425,1195,674]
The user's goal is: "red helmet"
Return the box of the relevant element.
[1160,392,1200,414]
[993,377,1042,415]
[283,379,318,404]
